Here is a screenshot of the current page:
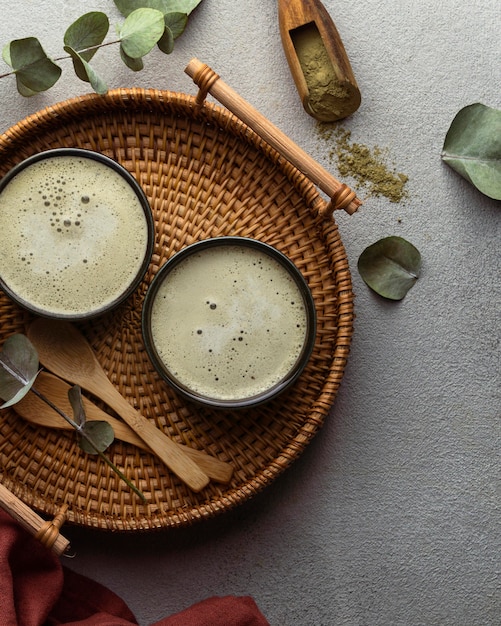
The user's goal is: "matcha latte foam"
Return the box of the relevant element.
[0,149,153,319]
[142,238,316,408]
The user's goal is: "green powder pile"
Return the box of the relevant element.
[293,24,359,122]
[317,125,408,203]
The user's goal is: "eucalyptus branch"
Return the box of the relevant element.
[0,1,202,97]
[0,41,113,80]
[28,384,146,502]
[52,40,119,64]
[0,335,146,502]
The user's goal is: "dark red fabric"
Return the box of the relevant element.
[45,566,138,625]
[0,510,63,626]
[0,510,269,626]
[157,595,270,626]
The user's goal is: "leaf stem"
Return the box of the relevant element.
[30,385,80,429]
[29,386,146,502]
[53,39,121,62]
[0,354,30,385]
[0,40,122,80]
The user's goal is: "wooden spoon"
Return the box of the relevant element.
[27,318,210,492]
[278,0,361,121]
[15,371,233,484]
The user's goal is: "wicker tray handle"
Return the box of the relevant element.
[0,482,70,556]
[185,58,361,215]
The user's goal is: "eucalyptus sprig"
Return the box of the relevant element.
[0,0,203,96]
[0,334,145,502]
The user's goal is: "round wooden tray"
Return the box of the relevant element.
[0,65,355,531]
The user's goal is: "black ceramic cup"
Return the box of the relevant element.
[0,148,154,320]
[142,237,317,409]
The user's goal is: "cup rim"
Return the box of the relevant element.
[142,236,317,409]
[0,148,155,320]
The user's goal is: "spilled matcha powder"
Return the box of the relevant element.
[318,125,408,203]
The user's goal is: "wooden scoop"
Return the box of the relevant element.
[27,318,210,492]
[278,0,361,121]
[15,371,233,484]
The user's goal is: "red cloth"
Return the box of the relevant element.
[0,510,269,626]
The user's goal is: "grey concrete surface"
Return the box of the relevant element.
[0,1,499,624]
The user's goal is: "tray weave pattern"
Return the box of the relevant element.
[0,88,354,530]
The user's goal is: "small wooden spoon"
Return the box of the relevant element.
[27,318,210,493]
[16,371,233,484]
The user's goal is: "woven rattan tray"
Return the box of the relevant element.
[0,60,357,533]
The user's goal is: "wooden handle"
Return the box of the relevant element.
[99,384,210,492]
[184,58,361,215]
[0,482,70,556]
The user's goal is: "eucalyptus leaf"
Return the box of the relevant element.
[13,79,39,98]
[64,45,108,93]
[64,12,110,62]
[3,38,61,95]
[0,334,39,407]
[1,3,199,98]
[157,26,174,54]
[114,0,202,16]
[67,384,115,454]
[120,46,144,71]
[164,12,188,39]
[67,384,86,428]
[1,43,12,66]
[114,0,172,15]
[442,103,501,201]
[117,8,165,59]
[358,236,421,301]
[157,14,188,54]
[79,421,115,454]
